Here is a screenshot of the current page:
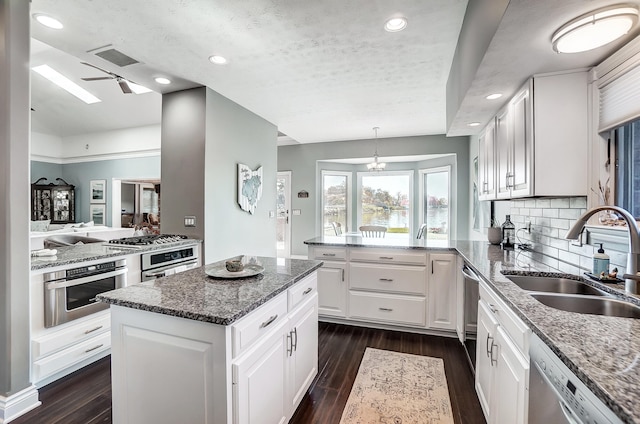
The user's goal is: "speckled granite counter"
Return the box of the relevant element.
[30,239,202,271]
[304,235,455,250]
[97,256,323,325]
[454,241,640,424]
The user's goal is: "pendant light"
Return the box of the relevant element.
[367,127,386,171]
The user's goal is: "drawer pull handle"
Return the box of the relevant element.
[379,307,393,312]
[85,344,104,354]
[379,278,394,282]
[323,253,336,257]
[84,325,103,335]
[293,327,298,352]
[259,314,278,329]
[303,287,313,295]
[379,256,394,260]
[489,304,498,313]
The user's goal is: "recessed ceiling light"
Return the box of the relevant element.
[32,65,101,104]
[552,5,639,53]
[486,93,503,100]
[209,55,228,65]
[468,122,481,127]
[384,17,408,32]
[33,13,64,29]
[154,77,171,85]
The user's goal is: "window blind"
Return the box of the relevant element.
[599,62,640,132]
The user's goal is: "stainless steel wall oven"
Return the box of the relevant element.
[44,259,127,328]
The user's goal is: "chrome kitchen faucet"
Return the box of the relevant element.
[566,205,640,294]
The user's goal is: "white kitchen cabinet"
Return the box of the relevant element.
[475,280,530,424]
[233,319,289,424]
[487,69,588,199]
[286,293,318,413]
[478,119,497,200]
[316,262,347,317]
[427,253,457,331]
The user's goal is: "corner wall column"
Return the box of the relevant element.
[0,0,40,421]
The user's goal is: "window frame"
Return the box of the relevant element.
[418,165,452,241]
[320,170,352,235]
[356,170,414,236]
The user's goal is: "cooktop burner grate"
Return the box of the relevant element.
[108,234,187,246]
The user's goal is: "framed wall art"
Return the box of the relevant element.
[238,163,263,214]
[89,204,106,225]
[90,179,106,203]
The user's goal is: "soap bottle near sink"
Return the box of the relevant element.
[593,243,609,276]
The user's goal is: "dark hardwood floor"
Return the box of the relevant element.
[13,322,485,424]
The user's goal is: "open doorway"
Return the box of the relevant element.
[112,178,160,232]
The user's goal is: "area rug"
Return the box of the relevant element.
[339,348,454,424]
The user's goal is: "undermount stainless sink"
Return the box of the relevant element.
[530,293,640,318]
[506,275,609,296]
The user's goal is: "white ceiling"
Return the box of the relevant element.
[29,0,640,144]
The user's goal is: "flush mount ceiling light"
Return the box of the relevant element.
[32,65,101,104]
[209,55,228,65]
[384,17,408,32]
[367,127,386,171]
[154,77,171,85]
[33,13,64,29]
[551,5,639,53]
[486,93,502,100]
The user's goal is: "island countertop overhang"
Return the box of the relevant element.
[96,256,323,325]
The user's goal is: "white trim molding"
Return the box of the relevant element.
[0,385,40,424]
[32,149,161,164]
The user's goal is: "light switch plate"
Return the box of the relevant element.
[184,216,196,227]
[293,209,301,216]
[269,211,275,218]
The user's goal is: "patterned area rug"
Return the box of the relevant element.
[339,348,455,424]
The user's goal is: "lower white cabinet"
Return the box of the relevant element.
[316,261,347,317]
[427,253,457,330]
[476,280,530,424]
[287,294,319,411]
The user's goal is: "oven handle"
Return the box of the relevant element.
[45,268,127,290]
[142,260,199,280]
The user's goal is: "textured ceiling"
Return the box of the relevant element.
[30,0,467,143]
[28,0,640,143]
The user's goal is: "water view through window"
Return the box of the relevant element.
[360,173,411,236]
[322,173,349,235]
[422,168,450,240]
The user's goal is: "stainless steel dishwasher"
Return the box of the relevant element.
[529,333,623,424]
[460,264,479,370]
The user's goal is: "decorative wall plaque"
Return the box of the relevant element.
[297,190,309,198]
[238,163,263,214]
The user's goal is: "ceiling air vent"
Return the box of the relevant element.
[88,45,139,67]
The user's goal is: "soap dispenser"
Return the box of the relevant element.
[593,243,610,276]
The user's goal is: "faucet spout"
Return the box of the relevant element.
[566,205,640,294]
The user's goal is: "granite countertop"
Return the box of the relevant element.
[97,256,323,325]
[453,241,640,424]
[304,235,455,250]
[30,239,202,271]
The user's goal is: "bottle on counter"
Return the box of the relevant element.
[501,215,515,248]
[593,243,610,276]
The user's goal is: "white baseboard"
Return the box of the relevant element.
[0,385,40,424]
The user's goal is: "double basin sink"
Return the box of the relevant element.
[506,275,640,318]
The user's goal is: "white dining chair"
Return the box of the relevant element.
[359,225,387,238]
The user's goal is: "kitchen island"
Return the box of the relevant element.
[306,235,640,423]
[97,256,322,424]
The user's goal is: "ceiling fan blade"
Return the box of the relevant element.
[82,76,115,81]
[80,62,115,76]
[118,78,133,94]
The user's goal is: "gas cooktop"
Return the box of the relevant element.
[108,234,188,247]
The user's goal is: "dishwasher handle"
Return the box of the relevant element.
[461,265,480,282]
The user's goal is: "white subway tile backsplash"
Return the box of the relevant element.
[507,196,629,273]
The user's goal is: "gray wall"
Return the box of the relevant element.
[162,87,278,263]
[278,135,470,256]
[41,156,161,226]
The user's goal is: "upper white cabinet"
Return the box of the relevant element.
[478,119,497,200]
[483,69,588,199]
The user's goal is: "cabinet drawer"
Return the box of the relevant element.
[311,247,346,261]
[32,312,111,359]
[349,248,427,265]
[349,292,426,327]
[479,281,530,356]
[32,331,110,382]
[232,293,288,358]
[349,263,426,295]
[289,273,318,311]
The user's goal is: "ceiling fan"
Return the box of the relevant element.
[80,62,134,94]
